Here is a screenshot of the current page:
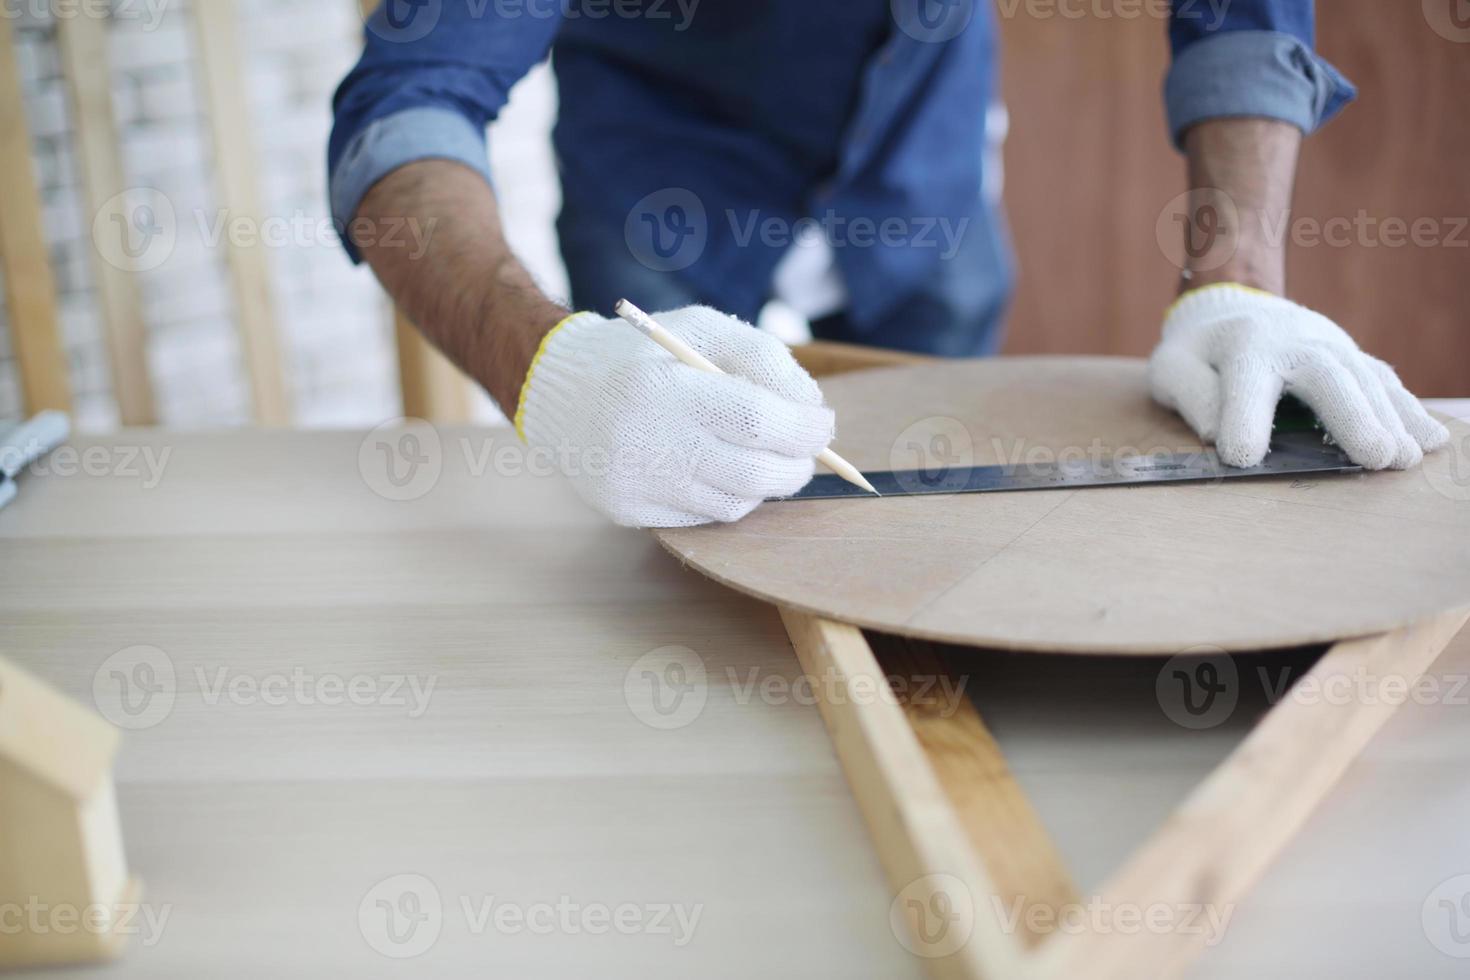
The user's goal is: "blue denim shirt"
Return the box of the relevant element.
[330,0,1354,354]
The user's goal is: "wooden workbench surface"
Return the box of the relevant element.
[1,414,1467,977]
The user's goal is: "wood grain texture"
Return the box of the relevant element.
[0,15,72,414]
[4,426,1469,975]
[56,13,156,425]
[779,611,1025,980]
[191,0,290,424]
[394,309,474,421]
[0,428,919,979]
[1034,609,1470,980]
[997,1,1470,395]
[867,633,1080,949]
[657,357,1470,654]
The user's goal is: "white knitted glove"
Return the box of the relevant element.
[515,306,834,527]
[1148,284,1449,470]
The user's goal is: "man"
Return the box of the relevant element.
[329,1,1448,527]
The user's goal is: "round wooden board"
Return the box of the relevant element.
[654,357,1470,654]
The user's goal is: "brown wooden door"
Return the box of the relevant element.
[997,0,1470,396]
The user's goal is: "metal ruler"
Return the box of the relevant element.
[780,428,1360,501]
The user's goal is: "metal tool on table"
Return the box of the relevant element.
[0,411,71,511]
[778,396,1358,501]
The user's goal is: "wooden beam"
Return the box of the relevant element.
[191,0,290,424]
[393,310,473,421]
[354,0,472,422]
[0,16,72,414]
[1033,610,1470,979]
[56,13,155,425]
[869,634,1081,949]
[780,610,1030,980]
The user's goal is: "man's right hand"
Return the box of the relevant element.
[516,306,835,527]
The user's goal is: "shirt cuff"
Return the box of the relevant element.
[1165,30,1357,150]
[329,106,492,264]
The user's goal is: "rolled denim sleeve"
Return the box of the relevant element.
[328,2,563,262]
[1165,1,1356,149]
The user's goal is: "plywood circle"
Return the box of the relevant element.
[655,357,1470,654]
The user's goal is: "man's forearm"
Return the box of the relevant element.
[1180,118,1302,296]
[353,160,569,414]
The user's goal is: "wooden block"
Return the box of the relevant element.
[0,656,137,968]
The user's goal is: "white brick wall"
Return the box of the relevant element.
[0,0,564,430]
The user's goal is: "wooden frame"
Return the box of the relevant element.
[784,340,1470,978]
[191,0,291,424]
[782,609,1470,980]
[0,15,72,415]
[392,309,473,421]
[56,12,156,425]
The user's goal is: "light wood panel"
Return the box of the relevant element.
[3,426,1470,976]
[0,427,918,979]
[658,357,1470,653]
[56,13,156,425]
[0,15,71,414]
[191,0,290,424]
[997,1,1470,395]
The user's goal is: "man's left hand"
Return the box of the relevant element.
[1148,283,1449,470]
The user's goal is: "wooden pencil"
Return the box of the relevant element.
[613,300,879,496]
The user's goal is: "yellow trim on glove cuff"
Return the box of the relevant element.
[514,312,582,442]
[1164,281,1278,321]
